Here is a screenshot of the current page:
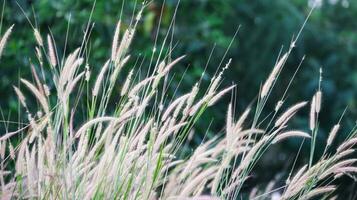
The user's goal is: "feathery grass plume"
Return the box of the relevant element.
[136,91,155,117]
[162,93,190,121]
[337,137,357,153]
[35,46,43,65]
[20,78,50,114]
[183,82,199,116]
[0,141,5,159]
[109,55,130,84]
[336,149,355,160]
[309,89,323,168]
[260,53,288,98]
[233,107,251,132]
[162,55,186,76]
[47,34,57,67]
[13,86,27,108]
[121,69,134,96]
[64,71,85,97]
[8,142,15,160]
[112,6,146,65]
[300,186,335,200]
[274,100,284,112]
[334,166,357,174]
[188,95,210,116]
[315,90,322,113]
[173,95,189,119]
[128,76,155,97]
[157,59,166,74]
[286,164,307,185]
[275,101,307,127]
[111,21,121,61]
[74,117,119,138]
[0,127,26,141]
[115,28,134,63]
[93,60,110,96]
[58,48,80,85]
[85,63,91,81]
[208,84,236,106]
[272,130,311,144]
[226,103,233,138]
[43,84,50,96]
[152,56,187,91]
[327,124,340,147]
[0,24,14,59]
[33,28,43,47]
[152,60,166,88]
[310,94,317,131]
[180,167,218,197]
[319,159,357,179]
[310,91,322,131]
[30,63,45,95]
[208,59,231,96]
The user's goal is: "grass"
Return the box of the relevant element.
[1,3,357,200]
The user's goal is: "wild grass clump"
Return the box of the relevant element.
[0,4,357,200]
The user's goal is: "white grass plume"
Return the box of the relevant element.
[261,53,288,98]
[47,34,57,67]
[275,101,307,127]
[0,25,14,59]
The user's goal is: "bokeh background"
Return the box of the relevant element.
[1,0,356,196]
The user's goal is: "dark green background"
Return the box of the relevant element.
[0,0,356,196]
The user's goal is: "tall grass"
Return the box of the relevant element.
[1,4,357,200]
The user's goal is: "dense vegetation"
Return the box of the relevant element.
[0,0,356,198]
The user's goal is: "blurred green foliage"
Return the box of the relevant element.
[0,0,356,192]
